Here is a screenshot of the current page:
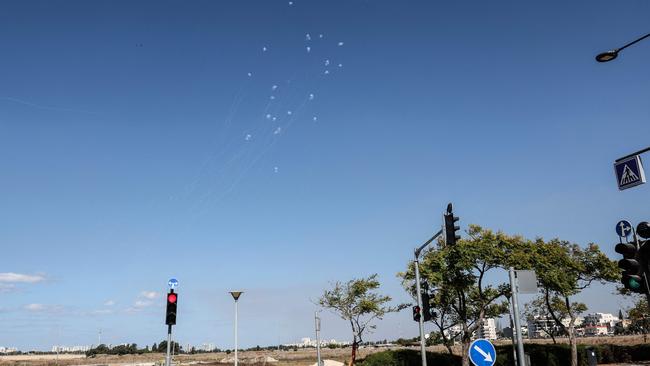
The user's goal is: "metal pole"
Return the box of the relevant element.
[509,268,526,366]
[315,312,322,366]
[414,257,427,366]
[234,299,239,366]
[165,325,172,366]
[507,297,518,366]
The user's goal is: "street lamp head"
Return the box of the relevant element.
[229,291,243,301]
[596,50,619,62]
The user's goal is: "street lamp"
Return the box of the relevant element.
[595,32,650,62]
[229,291,244,366]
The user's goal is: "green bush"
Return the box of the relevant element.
[361,349,460,366]
[362,343,650,366]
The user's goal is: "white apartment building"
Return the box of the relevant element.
[443,319,497,341]
[0,347,18,354]
[476,318,497,340]
[283,338,349,348]
[51,346,91,353]
[584,313,618,329]
[527,315,582,338]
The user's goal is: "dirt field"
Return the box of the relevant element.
[1,336,647,366]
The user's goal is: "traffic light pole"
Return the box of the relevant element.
[413,229,443,366]
[165,325,172,366]
[632,229,650,305]
[414,257,427,366]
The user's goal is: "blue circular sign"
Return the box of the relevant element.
[168,278,179,289]
[469,339,496,366]
[616,220,633,238]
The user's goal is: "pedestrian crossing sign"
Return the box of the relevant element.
[614,155,646,190]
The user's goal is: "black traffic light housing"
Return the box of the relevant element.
[412,305,421,322]
[615,221,650,295]
[422,292,433,322]
[444,203,460,246]
[616,242,645,293]
[166,290,178,325]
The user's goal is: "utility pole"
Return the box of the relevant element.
[509,268,526,366]
[315,311,322,366]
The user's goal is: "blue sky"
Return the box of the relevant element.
[1,0,649,351]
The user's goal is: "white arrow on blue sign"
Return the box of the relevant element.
[616,220,633,238]
[614,155,646,191]
[168,278,179,289]
[469,339,496,366]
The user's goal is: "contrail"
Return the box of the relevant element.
[0,96,97,115]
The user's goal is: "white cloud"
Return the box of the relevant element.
[0,272,45,283]
[104,300,116,306]
[0,284,16,293]
[24,303,46,312]
[90,309,114,315]
[134,300,152,308]
[24,303,64,313]
[140,291,159,300]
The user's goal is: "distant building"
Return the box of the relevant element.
[283,338,349,348]
[476,318,497,340]
[442,319,497,341]
[584,325,608,336]
[584,313,617,327]
[0,347,18,354]
[51,346,91,353]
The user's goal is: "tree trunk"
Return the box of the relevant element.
[461,339,470,366]
[348,341,358,366]
[444,342,454,355]
[569,325,577,366]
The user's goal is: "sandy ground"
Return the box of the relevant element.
[1,336,648,366]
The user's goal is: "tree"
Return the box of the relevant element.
[627,298,650,341]
[318,274,407,366]
[400,226,523,366]
[530,238,618,366]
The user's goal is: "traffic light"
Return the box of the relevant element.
[422,292,432,322]
[637,221,650,284]
[412,305,421,322]
[615,240,648,294]
[444,203,460,246]
[166,290,178,325]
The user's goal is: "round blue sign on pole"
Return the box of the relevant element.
[615,220,633,238]
[168,278,179,289]
[469,339,496,366]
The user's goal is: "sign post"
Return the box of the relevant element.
[165,278,179,366]
[509,268,526,366]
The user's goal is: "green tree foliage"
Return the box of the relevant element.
[400,225,522,366]
[318,274,407,366]
[529,239,618,366]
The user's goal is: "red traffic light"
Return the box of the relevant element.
[168,293,177,303]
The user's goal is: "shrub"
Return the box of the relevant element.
[361,349,460,366]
